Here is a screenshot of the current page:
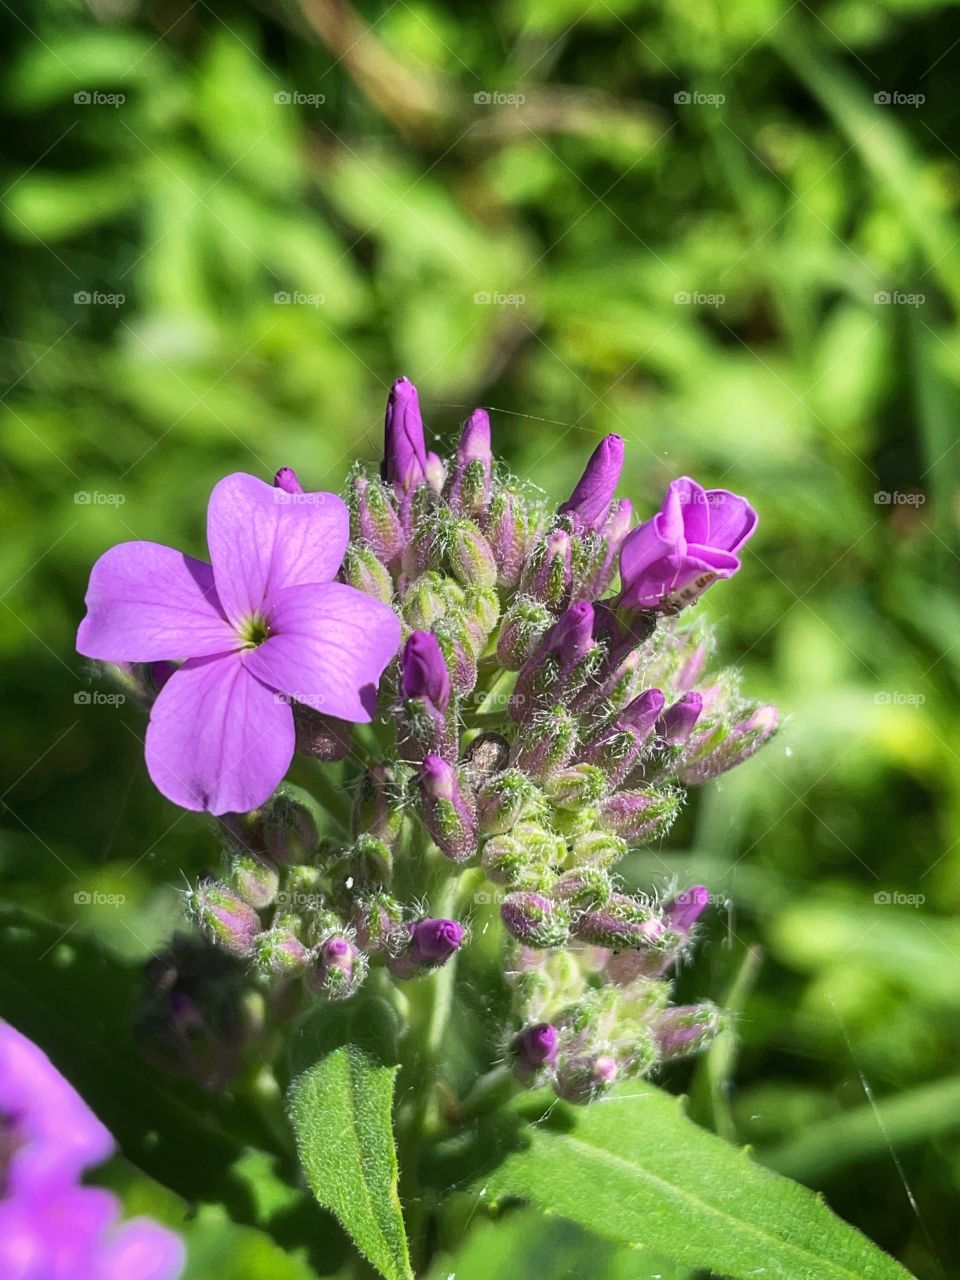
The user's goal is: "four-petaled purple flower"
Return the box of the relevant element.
[77,473,401,815]
[0,1019,185,1280]
[618,476,757,612]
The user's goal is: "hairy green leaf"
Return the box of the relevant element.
[482,1084,915,1280]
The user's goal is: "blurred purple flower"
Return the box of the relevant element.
[77,473,400,814]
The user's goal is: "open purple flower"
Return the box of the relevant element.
[77,473,401,814]
[0,1020,184,1280]
[618,476,757,612]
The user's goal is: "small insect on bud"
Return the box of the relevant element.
[554,1052,619,1104]
[227,852,279,910]
[476,768,543,836]
[308,936,367,1001]
[656,692,703,746]
[342,544,395,604]
[253,923,311,976]
[572,893,669,951]
[350,474,406,565]
[419,755,478,861]
[501,892,571,949]
[188,880,260,958]
[496,597,552,670]
[655,1003,723,1061]
[511,708,578,781]
[447,518,498,589]
[448,407,493,517]
[600,786,681,842]
[513,1022,559,1081]
[274,466,302,494]
[388,918,465,979]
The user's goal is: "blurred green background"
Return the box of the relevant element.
[2,0,959,1276]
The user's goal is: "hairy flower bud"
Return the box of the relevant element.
[350,474,405,564]
[513,1022,559,1081]
[553,867,612,911]
[389,918,465,978]
[447,518,498,589]
[512,601,598,719]
[309,936,366,1001]
[461,586,501,655]
[657,692,703,746]
[545,763,606,811]
[678,705,779,783]
[348,833,393,887]
[555,1052,619,1104]
[577,725,645,788]
[253,922,310,976]
[568,829,628,868]
[419,755,478,860]
[481,821,563,887]
[511,707,578,780]
[558,434,624,531]
[572,893,669,950]
[228,852,278,910]
[353,763,402,848]
[619,688,666,738]
[486,488,530,589]
[583,498,634,598]
[600,787,681,842]
[448,408,493,517]
[188,880,260,958]
[476,768,543,835]
[351,892,404,952]
[655,1003,723,1060]
[497,597,552,670]
[520,528,574,609]
[501,892,570,948]
[342,543,395,604]
[384,376,428,493]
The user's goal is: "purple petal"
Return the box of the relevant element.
[244,582,401,723]
[145,654,294,814]
[206,473,348,627]
[76,543,233,662]
[0,1021,114,1196]
[101,1219,186,1280]
[668,476,710,543]
[685,544,741,576]
[703,489,758,552]
[619,514,679,587]
[0,1185,118,1280]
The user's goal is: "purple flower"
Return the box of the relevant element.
[656,691,703,745]
[618,476,757,611]
[513,1023,559,1078]
[76,473,401,815]
[401,631,452,714]
[383,377,428,492]
[388,918,464,977]
[0,1021,184,1280]
[558,433,624,530]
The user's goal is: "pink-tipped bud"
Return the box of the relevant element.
[558,434,624,531]
[419,755,478,861]
[388,918,464,978]
[657,692,703,746]
[274,466,302,494]
[383,376,428,492]
[449,408,493,516]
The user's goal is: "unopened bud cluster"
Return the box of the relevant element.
[171,377,776,1102]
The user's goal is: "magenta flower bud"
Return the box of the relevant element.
[308,935,367,1001]
[389,917,464,977]
[600,786,681,842]
[618,476,758,613]
[619,688,666,738]
[511,707,578,781]
[655,1003,723,1061]
[449,407,493,515]
[274,466,302,494]
[555,1052,619,1104]
[572,893,668,950]
[254,923,310,975]
[679,704,779,783]
[351,475,406,565]
[501,892,570,948]
[558,434,624,531]
[486,489,530,589]
[521,528,574,609]
[419,755,478,861]
[657,692,703,745]
[513,1022,559,1079]
[512,601,597,721]
[425,451,446,493]
[383,376,428,492]
[402,630,452,713]
[188,880,260,957]
[664,885,710,933]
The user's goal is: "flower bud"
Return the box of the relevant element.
[486,488,530,589]
[447,518,498,589]
[555,1052,618,1104]
[568,829,628,869]
[510,708,578,781]
[576,725,644,788]
[584,498,633,597]
[350,474,405,564]
[476,768,543,835]
[353,763,402,848]
[619,688,666,738]
[481,821,563,887]
[419,755,478,861]
[342,544,395,604]
[403,571,462,630]
[383,376,428,493]
[664,885,710,934]
[253,923,310,976]
[512,601,597,719]
[656,692,703,746]
[274,466,302,494]
[520,529,574,610]
[309,936,367,1001]
[350,892,404,952]
[402,630,452,714]
[558,434,624,531]
[425,451,446,493]
[461,587,501,655]
[448,408,493,517]
[388,918,465,978]
[513,1022,559,1081]
[600,786,681,842]
[678,705,779,783]
[655,1003,723,1061]
[553,867,612,911]
[188,880,260,958]
[501,892,570,948]
[572,893,669,950]
[434,619,479,695]
[228,852,278,910]
[496,597,552,670]
[545,763,606,811]
[348,833,393,887]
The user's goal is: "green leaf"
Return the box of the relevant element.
[482,1084,915,1280]
[287,1000,413,1280]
